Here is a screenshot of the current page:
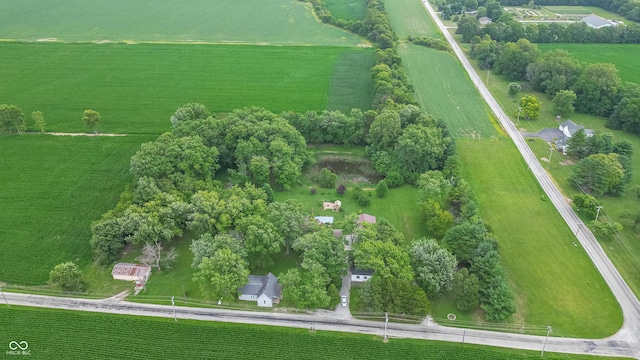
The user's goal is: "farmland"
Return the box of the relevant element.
[0,43,374,134]
[538,44,640,84]
[0,134,155,285]
[0,0,362,45]
[0,307,622,360]
[325,0,367,21]
[382,0,441,38]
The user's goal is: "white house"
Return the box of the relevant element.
[479,17,493,26]
[350,268,374,283]
[239,272,282,307]
[555,120,594,154]
[111,263,151,282]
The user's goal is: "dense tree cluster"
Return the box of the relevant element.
[0,104,26,134]
[408,36,452,52]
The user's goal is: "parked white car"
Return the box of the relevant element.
[341,295,348,307]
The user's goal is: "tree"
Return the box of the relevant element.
[572,63,621,117]
[376,179,389,198]
[409,238,457,297]
[90,214,128,265]
[368,110,402,150]
[170,103,210,127]
[267,200,305,254]
[394,124,451,180]
[359,275,430,316]
[495,39,540,81]
[82,109,101,133]
[193,249,250,301]
[353,240,413,282]
[519,95,541,120]
[249,156,270,186]
[336,184,347,195]
[452,268,480,311]
[443,218,488,264]
[456,16,480,42]
[470,35,498,70]
[262,183,275,203]
[572,194,600,219]
[49,262,87,292]
[32,111,46,133]
[318,168,338,188]
[189,233,246,269]
[612,140,634,158]
[137,243,178,272]
[570,153,625,196]
[481,277,516,322]
[526,50,583,96]
[280,260,331,309]
[608,96,640,135]
[588,220,622,240]
[552,89,577,116]
[293,230,347,284]
[424,201,455,239]
[508,82,521,96]
[566,128,590,159]
[469,239,504,292]
[237,215,283,267]
[0,104,26,134]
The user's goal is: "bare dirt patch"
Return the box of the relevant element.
[560,159,575,166]
[39,132,127,137]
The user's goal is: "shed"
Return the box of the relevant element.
[239,272,282,307]
[314,216,334,225]
[111,263,151,282]
[479,17,493,25]
[350,268,374,283]
[357,214,376,225]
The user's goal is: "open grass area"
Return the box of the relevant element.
[1,307,626,360]
[399,43,500,139]
[0,134,155,285]
[325,0,367,21]
[0,43,374,134]
[538,44,640,84]
[458,139,622,338]
[544,6,632,22]
[382,0,441,39]
[0,0,362,45]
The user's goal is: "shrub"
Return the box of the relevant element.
[336,185,347,195]
[508,83,521,96]
[49,262,87,292]
[318,168,338,189]
[385,172,404,188]
[376,180,389,198]
[310,187,316,195]
[351,186,363,200]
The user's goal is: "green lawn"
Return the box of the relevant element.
[458,139,622,338]
[325,0,367,21]
[0,134,155,285]
[1,307,627,360]
[0,0,362,45]
[0,43,374,134]
[538,44,640,84]
[382,0,441,39]
[399,43,500,139]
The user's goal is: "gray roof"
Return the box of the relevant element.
[239,272,282,298]
[582,14,613,28]
[479,17,492,24]
[560,120,584,136]
[351,267,374,276]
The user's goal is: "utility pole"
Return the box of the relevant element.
[0,285,10,307]
[384,312,389,341]
[171,296,176,322]
[516,107,522,126]
[541,325,552,357]
[596,206,603,221]
[462,330,466,344]
[547,147,554,169]
[486,70,490,84]
[575,223,582,236]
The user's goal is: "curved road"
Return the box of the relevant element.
[420,0,640,348]
[3,292,639,358]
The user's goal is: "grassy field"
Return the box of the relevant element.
[544,6,632,22]
[0,134,155,285]
[399,44,500,139]
[538,44,640,84]
[0,307,627,360]
[458,140,622,338]
[0,43,374,134]
[0,0,362,45]
[325,0,367,21]
[382,0,441,39]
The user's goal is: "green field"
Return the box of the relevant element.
[399,44,499,139]
[0,0,362,45]
[325,0,367,21]
[538,44,640,84]
[0,43,374,134]
[0,134,155,285]
[0,307,625,360]
[544,6,632,22]
[382,0,441,38]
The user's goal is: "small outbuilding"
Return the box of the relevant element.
[479,16,493,25]
[111,263,151,282]
[239,272,283,307]
[350,268,374,283]
[315,216,334,225]
[357,214,376,225]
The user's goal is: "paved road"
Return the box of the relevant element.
[3,292,639,358]
[421,0,640,346]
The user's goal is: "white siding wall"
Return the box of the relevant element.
[257,294,273,307]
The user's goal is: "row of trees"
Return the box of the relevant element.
[0,105,100,134]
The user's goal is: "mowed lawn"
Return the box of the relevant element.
[1,307,624,360]
[0,134,155,285]
[325,0,367,21]
[400,44,499,139]
[383,0,441,38]
[538,44,640,84]
[458,139,622,338]
[0,0,362,45]
[0,43,374,134]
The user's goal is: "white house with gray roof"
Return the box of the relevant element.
[239,272,282,307]
[555,120,594,154]
[582,14,622,29]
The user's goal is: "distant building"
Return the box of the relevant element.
[582,14,621,29]
[350,268,374,283]
[238,272,282,307]
[479,16,493,25]
[111,263,151,282]
[357,214,376,225]
[314,216,334,225]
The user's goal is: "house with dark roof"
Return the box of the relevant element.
[238,272,282,307]
[555,120,594,154]
[350,268,374,283]
[582,14,621,29]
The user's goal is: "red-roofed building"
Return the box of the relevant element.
[357,214,376,225]
[111,263,152,282]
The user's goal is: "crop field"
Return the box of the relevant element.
[399,44,499,139]
[382,0,440,39]
[458,139,622,338]
[0,0,362,46]
[0,43,374,134]
[0,307,623,360]
[0,134,155,285]
[545,6,593,14]
[538,44,640,84]
[325,0,367,21]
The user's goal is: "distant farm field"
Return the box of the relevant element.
[0,43,374,134]
[0,0,362,45]
[399,44,499,139]
[0,307,620,360]
[538,44,640,84]
[0,135,155,285]
[383,0,441,38]
[325,0,367,21]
